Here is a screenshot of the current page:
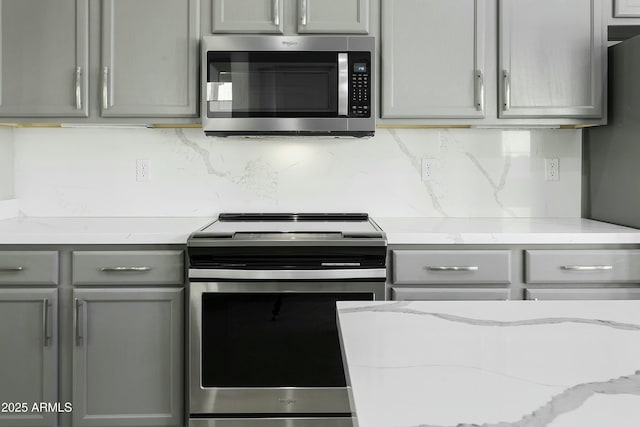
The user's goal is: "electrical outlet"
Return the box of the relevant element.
[421,158,438,182]
[136,159,150,182]
[544,158,559,181]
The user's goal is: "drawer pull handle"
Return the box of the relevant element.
[561,265,613,271]
[0,266,23,272]
[427,266,479,272]
[99,266,152,272]
[42,299,51,347]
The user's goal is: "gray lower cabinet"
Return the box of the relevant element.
[71,287,183,427]
[0,0,89,118]
[392,287,509,301]
[0,288,58,427]
[381,0,487,118]
[525,288,640,300]
[101,0,199,118]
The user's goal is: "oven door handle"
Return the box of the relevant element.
[188,268,386,281]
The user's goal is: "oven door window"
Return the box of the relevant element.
[207,51,338,118]
[201,292,371,388]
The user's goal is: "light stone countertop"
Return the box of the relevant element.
[374,217,640,245]
[0,216,638,245]
[0,217,213,244]
[337,300,640,427]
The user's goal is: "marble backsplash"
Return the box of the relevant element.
[0,127,14,200]
[7,127,582,217]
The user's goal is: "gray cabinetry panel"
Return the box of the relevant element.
[211,0,284,33]
[72,250,183,285]
[498,0,603,118]
[525,250,640,283]
[614,0,640,16]
[72,288,183,427]
[392,250,511,285]
[392,287,509,301]
[0,0,88,117]
[381,0,486,118]
[525,288,640,300]
[101,0,198,117]
[297,0,369,34]
[0,251,58,285]
[0,288,57,427]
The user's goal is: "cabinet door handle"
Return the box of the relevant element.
[273,0,280,26]
[102,66,110,111]
[99,266,152,272]
[75,66,83,110]
[0,266,23,272]
[426,266,479,272]
[301,0,308,26]
[74,298,83,345]
[42,299,51,347]
[475,70,484,112]
[560,265,613,271]
[502,69,510,111]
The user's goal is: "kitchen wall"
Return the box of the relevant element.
[11,127,581,218]
[0,127,14,200]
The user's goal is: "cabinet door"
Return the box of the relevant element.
[615,0,640,17]
[101,0,198,118]
[72,288,183,427]
[382,0,487,118]
[0,0,88,118]
[392,287,509,301]
[499,0,603,118]
[211,0,283,33]
[525,288,640,300]
[0,289,57,427]
[297,0,369,33]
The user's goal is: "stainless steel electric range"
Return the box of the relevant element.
[187,213,387,427]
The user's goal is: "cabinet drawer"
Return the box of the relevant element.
[525,250,640,284]
[392,250,511,285]
[0,251,58,285]
[525,288,640,300]
[392,287,509,301]
[72,251,184,285]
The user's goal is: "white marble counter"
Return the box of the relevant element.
[337,300,640,427]
[0,216,639,246]
[374,217,640,245]
[0,217,213,244]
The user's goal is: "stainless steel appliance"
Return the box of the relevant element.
[201,36,375,137]
[187,213,387,427]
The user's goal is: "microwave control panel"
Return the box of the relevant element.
[349,53,371,118]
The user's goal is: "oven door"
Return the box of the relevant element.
[189,280,384,416]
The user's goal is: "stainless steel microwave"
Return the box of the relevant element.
[201,36,375,137]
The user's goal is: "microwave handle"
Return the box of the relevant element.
[338,53,349,117]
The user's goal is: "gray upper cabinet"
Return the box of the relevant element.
[72,287,183,427]
[0,0,88,118]
[211,0,284,33]
[101,0,199,117]
[381,0,487,118]
[211,0,368,34]
[614,0,640,17]
[499,0,603,118]
[297,0,369,34]
[0,288,57,427]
